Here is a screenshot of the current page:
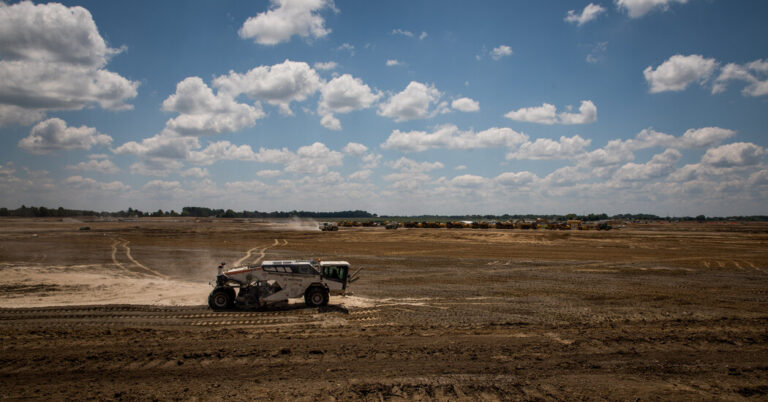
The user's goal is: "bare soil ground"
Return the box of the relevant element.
[1,217,767,400]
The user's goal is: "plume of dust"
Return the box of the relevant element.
[282,217,321,231]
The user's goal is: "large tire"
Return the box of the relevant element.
[208,288,234,310]
[305,287,329,307]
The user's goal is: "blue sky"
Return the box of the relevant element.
[1,0,767,216]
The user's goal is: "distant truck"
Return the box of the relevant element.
[208,260,360,310]
[319,222,338,231]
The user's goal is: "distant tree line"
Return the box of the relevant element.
[0,205,375,219]
[0,205,766,221]
[180,207,375,218]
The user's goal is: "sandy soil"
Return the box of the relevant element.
[1,217,767,400]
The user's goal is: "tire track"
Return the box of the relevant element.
[235,238,281,266]
[119,238,169,279]
[110,239,137,276]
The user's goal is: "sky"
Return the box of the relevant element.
[0,0,767,216]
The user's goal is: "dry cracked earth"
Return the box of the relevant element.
[1,218,767,400]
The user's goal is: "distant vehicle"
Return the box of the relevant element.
[385,222,399,229]
[208,260,361,310]
[319,222,338,231]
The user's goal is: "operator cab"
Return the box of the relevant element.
[319,261,349,289]
[261,260,319,275]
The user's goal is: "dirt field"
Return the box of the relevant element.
[1,218,767,400]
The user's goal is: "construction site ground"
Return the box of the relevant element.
[1,218,767,400]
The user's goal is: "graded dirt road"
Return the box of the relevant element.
[1,218,767,400]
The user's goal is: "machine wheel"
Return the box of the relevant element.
[209,288,235,310]
[305,287,329,307]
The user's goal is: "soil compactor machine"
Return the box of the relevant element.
[208,260,359,310]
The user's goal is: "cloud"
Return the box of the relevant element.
[319,114,341,130]
[382,124,528,152]
[318,74,380,129]
[581,126,736,168]
[490,45,513,60]
[451,174,487,188]
[391,28,413,37]
[188,141,257,165]
[712,59,768,97]
[313,61,337,70]
[180,167,209,178]
[142,180,182,193]
[506,135,592,160]
[386,59,402,67]
[678,127,736,148]
[342,142,368,156]
[128,159,184,177]
[451,97,480,112]
[0,1,138,126]
[613,149,681,181]
[113,132,199,161]
[419,32,428,40]
[64,175,130,192]
[586,42,608,64]
[361,153,382,168]
[337,43,355,55]
[162,77,264,136]
[18,118,112,154]
[388,157,444,173]
[495,171,537,185]
[281,142,344,174]
[255,169,282,178]
[377,81,442,122]
[238,0,334,45]
[616,0,689,18]
[565,3,606,26]
[213,60,323,115]
[701,142,764,167]
[66,157,120,174]
[348,169,372,180]
[644,54,718,93]
[504,100,597,125]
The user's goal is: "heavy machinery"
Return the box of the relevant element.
[319,222,338,231]
[208,260,361,310]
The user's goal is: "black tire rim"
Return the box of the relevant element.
[310,292,323,305]
[214,293,228,307]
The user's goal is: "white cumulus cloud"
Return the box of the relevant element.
[0,1,138,126]
[162,77,265,136]
[19,118,112,154]
[451,97,480,112]
[616,0,689,19]
[213,60,323,115]
[342,142,368,156]
[238,0,334,45]
[506,135,592,160]
[504,100,597,125]
[565,3,606,26]
[388,157,444,173]
[495,171,538,185]
[701,142,764,167]
[644,54,718,93]
[490,45,513,61]
[64,176,129,192]
[382,124,528,152]
[313,61,338,70]
[66,156,120,174]
[377,81,442,122]
[712,59,768,97]
[318,74,380,129]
